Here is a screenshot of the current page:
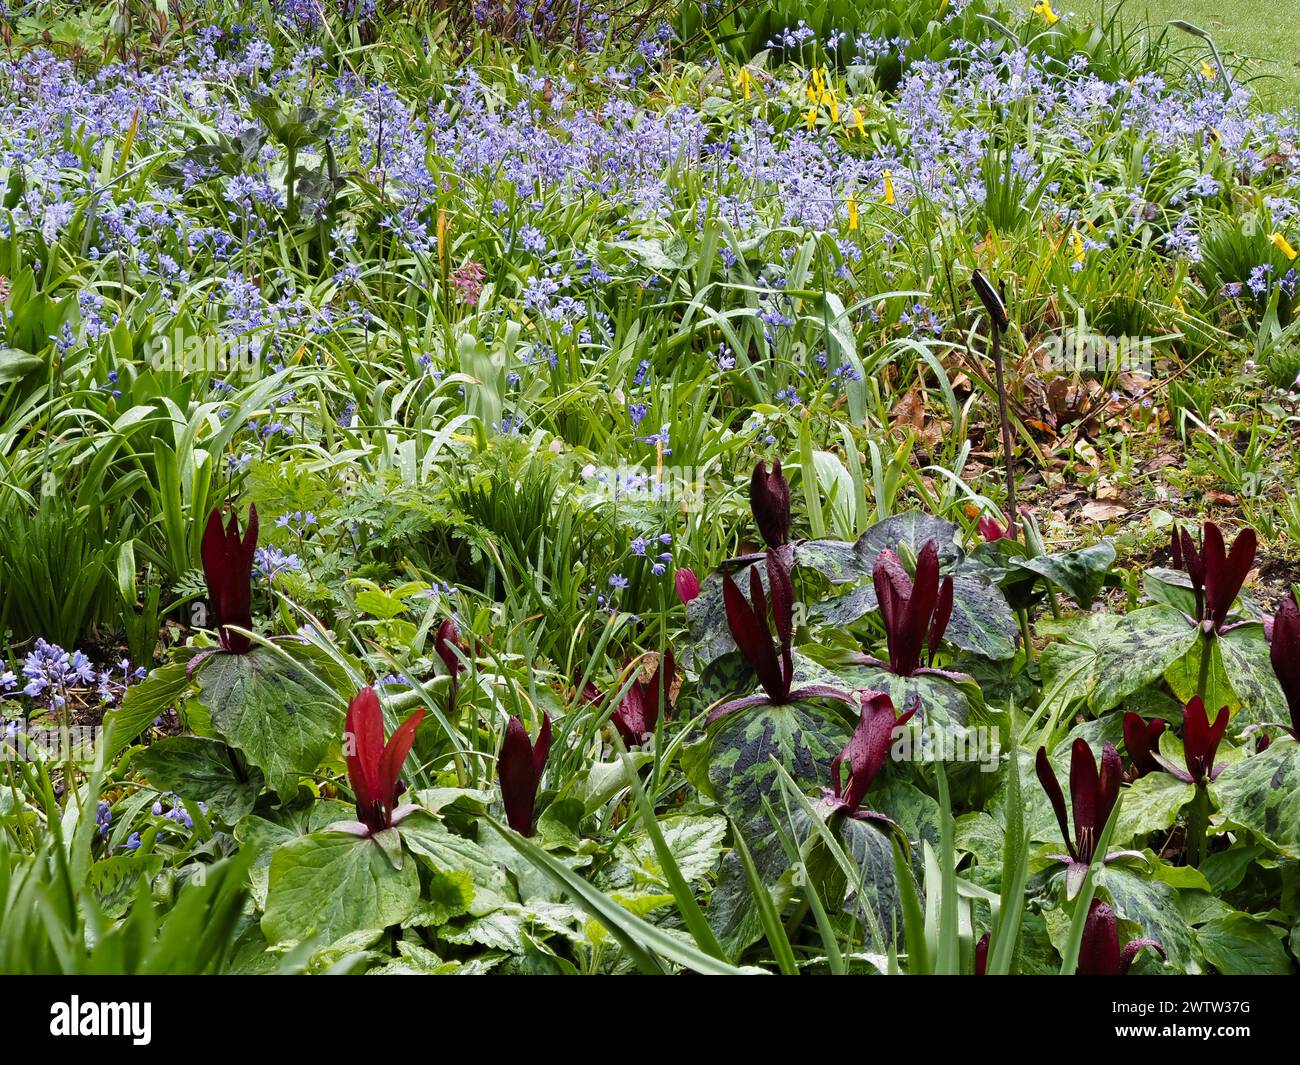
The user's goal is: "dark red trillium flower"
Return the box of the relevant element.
[823,690,916,825]
[435,618,464,679]
[711,549,854,721]
[750,458,791,549]
[201,505,259,654]
[977,515,1007,542]
[1122,712,1167,782]
[1036,740,1139,896]
[975,932,990,976]
[1269,597,1300,737]
[1078,900,1165,976]
[1170,521,1256,633]
[499,714,551,836]
[435,618,466,715]
[342,687,425,837]
[585,650,675,746]
[674,567,701,606]
[871,541,954,677]
[1153,697,1228,785]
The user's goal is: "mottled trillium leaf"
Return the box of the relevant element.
[196,646,345,803]
[1009,542,1116,608]
[795,538,868,583]
[1099,865,1199,972]
[132,735,265,823]
[1165,636,1239,717]
[812,574,1015,660]
[809,581,877,628]
[261,831,420,946]
[1118,771,1196,839]
[1038,606,1199,714]
[696,649,753,706]
[1142,566,1198,616]
[1215,622,1287,724]
[830,662,984,731]
[957,537,1029,586]
[853,512,962,570]
[836,815,909,938]
[86,855,165,920]
[1215,740,1300,858]
[945,576,1017,661]
[685,569,745,667]
[706,701,851,849]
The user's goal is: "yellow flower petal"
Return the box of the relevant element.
[1272,232,1298,261]
[883,169,895,206]
[847,196,859,231]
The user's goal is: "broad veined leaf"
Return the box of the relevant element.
[1197,913,1294,975]
[235,801,356,908]
[830,662,985,730]
[706,700,851,851]
[261,831,420,946]
[853,511,961,569]
[86,854,164,919]
[1099,865,1200,972]
[1009,542,1115,608]
[102,660,194,756]
[1118,771,1195,839]
[813,571,1015,661]
[1039,606,1199,714]
[1214,739,1300,857]
[1215,623,1287,724]
[132,736,265,823]
[397,812,514,896]
[196,646,345,802]
[625,815,727,886]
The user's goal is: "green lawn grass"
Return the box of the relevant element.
[1057,0,1300,105]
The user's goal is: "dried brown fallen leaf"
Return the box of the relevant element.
[1081,500,1128,522]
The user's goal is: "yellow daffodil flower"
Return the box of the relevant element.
[1032,1,1059,25]
[1272,232,1298,260]
[847,196,859,231]
[883,169,896,205]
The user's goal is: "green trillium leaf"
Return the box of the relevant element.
[132,735,265,823]
[196,646,345,803]
[1215,740,1300,857]
[1009,542,1116,608]
[261,831,420,946]
[1039,606,1199,714]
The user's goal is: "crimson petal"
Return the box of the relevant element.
[1271,597,1300,735]
[1035,746,1076,862]
[1077,900,1122,976]
[722,569,785,702]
